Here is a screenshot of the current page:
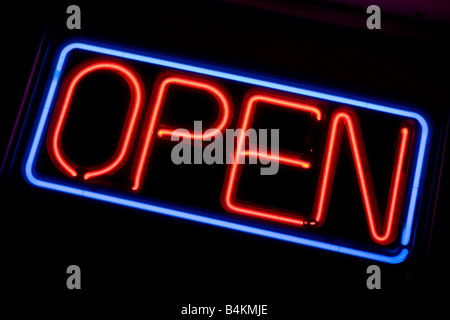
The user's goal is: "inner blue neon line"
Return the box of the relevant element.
[24,41,429,264]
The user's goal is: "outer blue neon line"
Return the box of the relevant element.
[24,162,409,264]
[23,41,429,264]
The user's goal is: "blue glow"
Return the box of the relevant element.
[22,40,431,264]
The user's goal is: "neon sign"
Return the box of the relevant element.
[23,40,430,264]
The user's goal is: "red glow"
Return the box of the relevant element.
[242,151,311,168]
[47,59,144,180]
[46,59,414,245]
[312,110,411,244]
[222,93,321,227]
[222,100,412,244]
[132,73,232,191]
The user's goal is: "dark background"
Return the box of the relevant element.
[1,0,449,317]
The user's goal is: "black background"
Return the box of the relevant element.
[1,0,449,317]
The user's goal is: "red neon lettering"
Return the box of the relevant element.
[131,73,232,191]
[47,59,144,180]
[46,60,414,245]
[312,110,411,244]
[222,93,322,227]
[222,100,412,244]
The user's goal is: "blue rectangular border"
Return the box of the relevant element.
[23,40,431,264]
